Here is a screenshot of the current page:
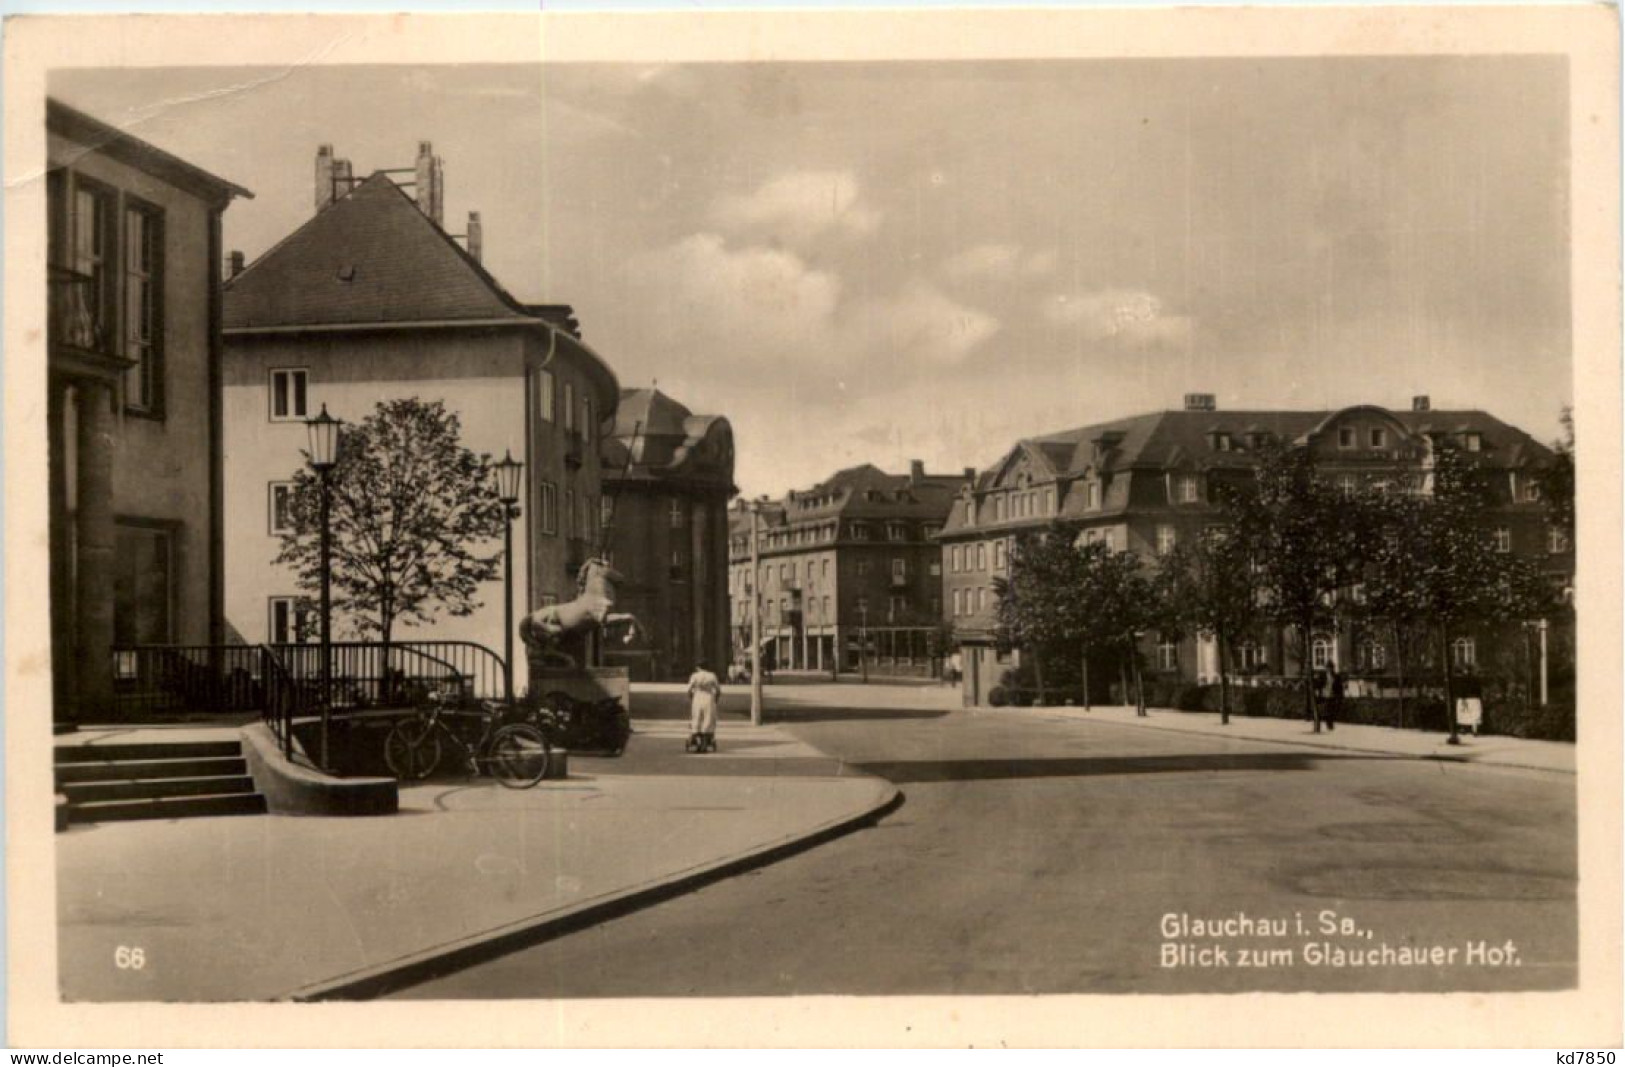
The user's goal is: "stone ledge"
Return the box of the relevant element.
[240,721,398,816]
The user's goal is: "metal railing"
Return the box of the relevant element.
[269,641,509,708]
[110,640,509,772]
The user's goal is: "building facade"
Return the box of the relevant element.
[220,145,618,694]
[46,100,251,723]
[940,395,1574,706]
[600,388,736,681]
[728,463,964,677]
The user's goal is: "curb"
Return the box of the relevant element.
[1019,707,1575,775]
[284,777,904,1001]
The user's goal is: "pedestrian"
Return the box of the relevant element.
[686,659,721,752]
[1327,669,1345,732]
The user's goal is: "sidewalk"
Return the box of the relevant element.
[56,717,895,1002]
[1004,702,1575,774]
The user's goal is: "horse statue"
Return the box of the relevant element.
[519,557,641,671]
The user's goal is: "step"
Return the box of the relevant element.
[54,740,242,764]
[54,756,248,785]
[68,792,268,825]
[60,775,257,804]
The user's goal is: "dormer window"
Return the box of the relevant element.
[1524,478,1542,502]
[1369,427,1388,449]
[1337,427,1356,449]
[887,522,908,541]
[849,522,870,541]
[1246,431,1270,451]
[1463,432,1483,453]
[1174,474,1200,504]
[1209,432,1232,452]
[963,498,975,526]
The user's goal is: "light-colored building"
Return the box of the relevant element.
[221,145,618,694]
[46,99,251,723]
[939,394,1573,706]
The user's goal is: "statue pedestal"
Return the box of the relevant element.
[527,664,631,711]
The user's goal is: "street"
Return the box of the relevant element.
[394,689,1577,997]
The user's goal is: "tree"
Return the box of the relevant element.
[1158,528,1260,725]
[994,524,1088,704]
[1360,489,1432,728]
[1228,442,1366,731]
[1405,446,1558,743]
[1544,406,1575,544]
[275,399,508,680]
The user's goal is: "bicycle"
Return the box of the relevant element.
[383,689,552,789]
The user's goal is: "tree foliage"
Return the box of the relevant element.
[275,398,508,645]
[1157,528,1260,721]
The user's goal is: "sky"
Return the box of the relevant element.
[53,57,1572,498]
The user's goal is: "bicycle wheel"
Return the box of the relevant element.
[384,718,442,780]
[486,724,551,789]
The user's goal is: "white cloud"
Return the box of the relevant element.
[1044,288,1194,349]
[625,233,841,353]
[941,243,1059,283]
[710,170,881,249]
[851,280,1000,364]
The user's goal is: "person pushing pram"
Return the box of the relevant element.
[685,660,721,753]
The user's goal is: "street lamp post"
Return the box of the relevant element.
[494,451,524,707]
[749,501,763,726]
[305,404,341,772]
[859,603,869,684]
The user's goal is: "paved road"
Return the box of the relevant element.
[394,697,1576,997]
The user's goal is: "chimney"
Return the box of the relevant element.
[1412,395,1431,412]
[314,144,334,211]
[315,145,354,212]
[466,211,483,264]
[1184,392,1217,412]
[227,250,245,279]
[963,466,977,484]
[415,141,444,226]
[909,459,925,486]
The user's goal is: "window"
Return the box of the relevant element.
[1337,427,1356,449]
[1044,489,1055,514]
[952,589,964,616]
[930,596,942,617]
[856,596,869,615]
[888,595,906,622]
[1237,642,1266,671]
[582,397,593,439]
[1337,474,1359,499]
[1087,482,1100,510]
[993,496,1005,522]
[823,559,831,581]
[993,540,1007,570]
[123,203,163,415]
[1451,636,1477,669]
[950,545,962,572]
[1493,527,1512,553]
[780,563,790,584]
[929,560,942,577]
[563,382,576,434]
[1158,641,1178,671]
[669,498,685,528]
[1083,529,1099,546]
[539,482,557,534]
[1156,525,1177,556]
[892,558,907,582]
[601,495,614,531]
[537,370,555,422]
[269,482,294,535]
[823,596,831,620]
[1311,637,1333,670]
[268,596,309,645]
[963,499,975,525]
[976,543,987,570]
[1175,475,1200,503]
[1463,432,1482,453]
[62,178,115,353]
[856,559,870,577]
[1357,639,1387,671]
[1369,427,1388,449]
[269,368,309,421]
[1524,478,1542,502]
[1102,529,1116,552]
[1212,432,1232,452]
[850,523,870,541]
[1548,526,1570,554]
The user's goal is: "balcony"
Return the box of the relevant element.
[49,265,117,363]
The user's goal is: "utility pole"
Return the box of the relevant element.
[750,501,763,726]
[1538,617,1549,707]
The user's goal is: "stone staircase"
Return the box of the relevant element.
[55,738,267,827]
